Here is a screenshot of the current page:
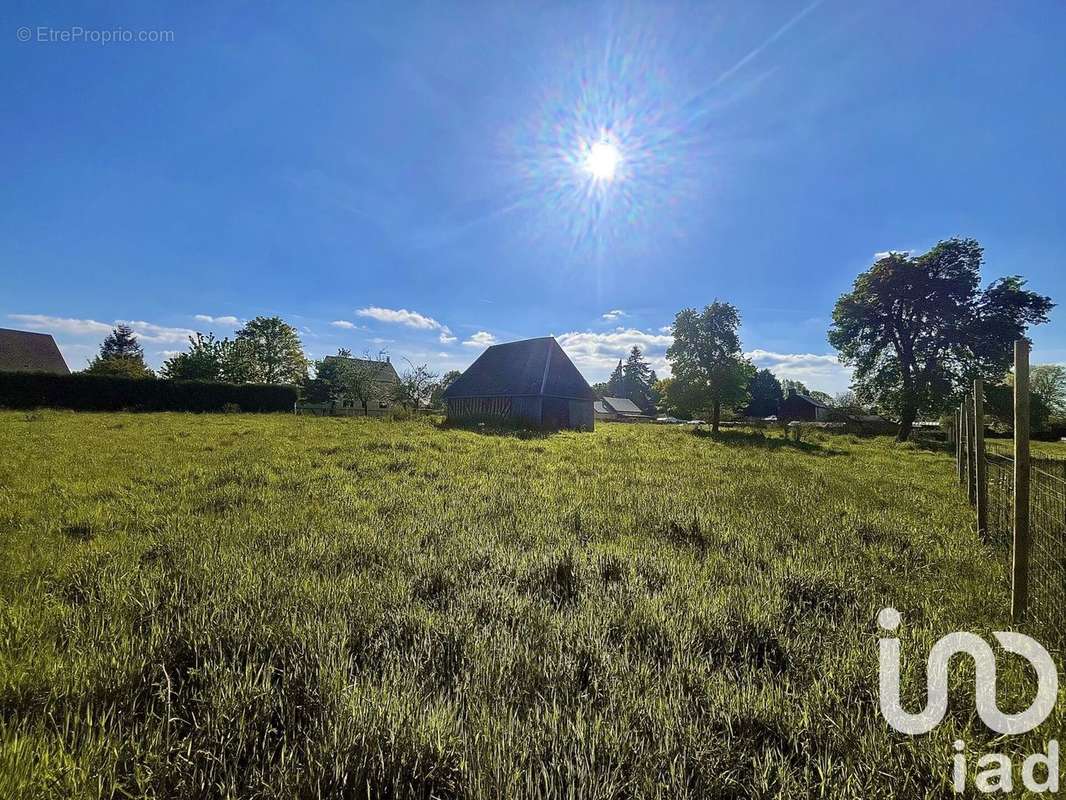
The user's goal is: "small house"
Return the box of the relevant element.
[778,389,831,422]
[0,329,70,374]
[298,355,401,416]
[442,337,594,430]
[595,396,652,422]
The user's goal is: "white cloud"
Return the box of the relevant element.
[116,320,196,343]
[659,325,672,334]
[439,330,457,344]
[463,331,497,348]
[602,309,626,321]
[159,350,181,358]
[745,349,853,394]
[194,314,240,326]
[556,328,673,377]
[8,314,193,344]
[357,306,445,331]
[331,320,358,329]
[8,314,113,337]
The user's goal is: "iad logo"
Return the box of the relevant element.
[877,608,1061,793]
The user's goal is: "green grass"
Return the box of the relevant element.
[0,411,1060,798]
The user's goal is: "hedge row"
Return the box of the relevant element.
[0,371,298,413]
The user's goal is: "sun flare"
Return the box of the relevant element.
[582,138,622,182]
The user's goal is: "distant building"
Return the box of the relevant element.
[296,355,400,416]
[594,396,652,422]
[442,336,594,430]
[778,388,831,422]
[0,329,70,374]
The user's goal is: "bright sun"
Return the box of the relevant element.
[583,138,622,182]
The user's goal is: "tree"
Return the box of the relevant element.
[621,346,659,411]
[780,379,810,397]
[589,381,609,400]
[395,362,438,411]
[430,370,462,407]
[606,360,625,397]
[160,333,225,380]
[657,376,710,420]
[233,316,308,384]
[1030,365,1066,416]
[829,239,1053,440]
[86,324,153,378]
[746,369,784,417]
[666,302,756,433]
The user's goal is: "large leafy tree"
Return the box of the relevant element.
[746,368,784,417]
[233,316,308,384]
[86,324,153,378]
[160,332,225,380]
[829,239,1053,440]
[666,301,755,433]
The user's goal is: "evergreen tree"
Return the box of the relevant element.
[621,346,657,411]
[86,324,153,377]
[606,360,625,397]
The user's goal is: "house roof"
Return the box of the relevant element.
[321,355,400,383]
[442,337,594,401]
[787,392,829,409]
[601,396,645,415]
[0,328,70,374]
[593,400,610,414]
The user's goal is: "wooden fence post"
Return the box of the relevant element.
[974,379,987,539]
[957,403,965,484]
[1012,340,1031,624]
[965,397,975,505]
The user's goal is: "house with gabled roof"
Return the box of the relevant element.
[0,329,70,375]
[594,396,652,422]
[441,336,594,430]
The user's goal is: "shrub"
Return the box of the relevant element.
[0,371,297,413]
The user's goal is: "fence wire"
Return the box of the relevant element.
[980,440,1066,641]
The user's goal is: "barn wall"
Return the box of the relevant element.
[511,396,542,426]
[569,399,594,431]
[446,396,514,421]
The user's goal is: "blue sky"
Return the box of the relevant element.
[3,1,1064,393]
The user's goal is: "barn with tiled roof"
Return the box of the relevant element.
[442,336,594,430]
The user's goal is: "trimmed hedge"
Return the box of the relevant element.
[0,371,298,413]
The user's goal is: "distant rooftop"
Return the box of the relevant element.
[0,328,70,374]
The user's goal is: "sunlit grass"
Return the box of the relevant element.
[0,411,1059,798]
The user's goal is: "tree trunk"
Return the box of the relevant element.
[896,404,916,442]
[712,398,721,434]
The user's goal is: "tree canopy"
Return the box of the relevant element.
[85,325,153,378]
[666,301,754,433]
[829,239,1053,440]
[746,369,783,417]
[233,316,308,385]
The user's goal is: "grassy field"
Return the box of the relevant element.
[0,411,1061,798]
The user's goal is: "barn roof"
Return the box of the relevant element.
[601,396,645,415]
[442,337,594,401]
[0,328,70,374]
[321,355,400,383]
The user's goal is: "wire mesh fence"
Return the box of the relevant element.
[976,438,1066,643]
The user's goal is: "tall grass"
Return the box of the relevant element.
[0,411,1060,798]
